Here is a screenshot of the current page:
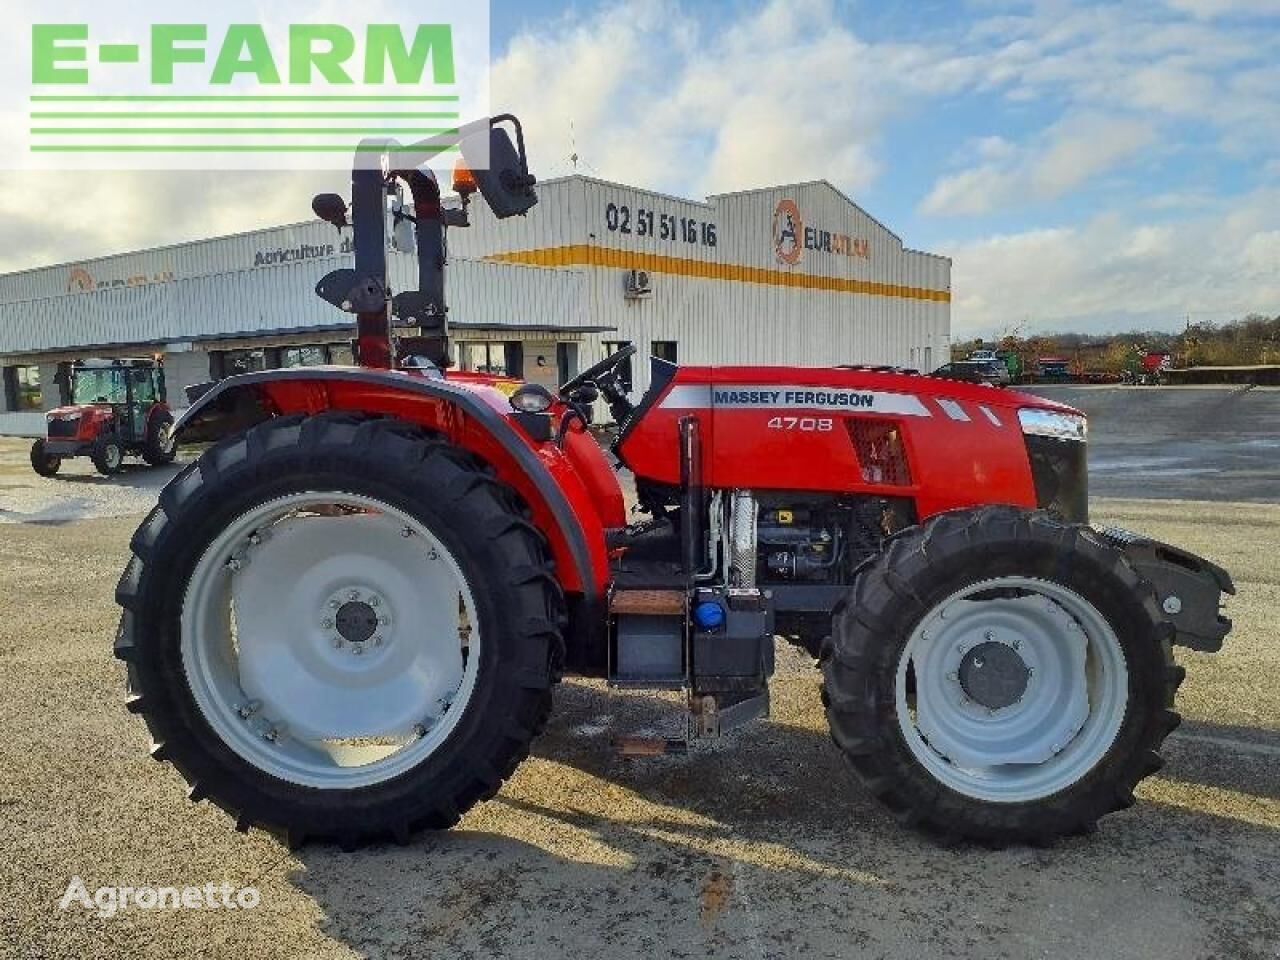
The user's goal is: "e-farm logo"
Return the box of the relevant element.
[8,3,490,171]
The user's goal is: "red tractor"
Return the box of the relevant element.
[115,117,1233,847]
[30,358,176,477]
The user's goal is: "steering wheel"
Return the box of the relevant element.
[559,342,637,403]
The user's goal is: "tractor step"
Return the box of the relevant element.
[609,589,686,615]
[614,736,688,757]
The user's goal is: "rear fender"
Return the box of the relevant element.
[173,368,608,604]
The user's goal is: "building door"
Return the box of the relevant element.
[556,343,578,384]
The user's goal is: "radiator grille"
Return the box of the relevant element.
[46,416,79,439]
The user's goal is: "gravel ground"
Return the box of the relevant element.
[0,437,1277,960]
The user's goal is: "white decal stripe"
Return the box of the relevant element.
[658,385,713,408]
[936,398,970,422]
[979,405,1003,427]
[658,383,932,417]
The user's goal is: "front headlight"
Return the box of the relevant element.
[1018,408,1087,442]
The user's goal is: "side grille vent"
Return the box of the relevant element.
[846,418,912,486]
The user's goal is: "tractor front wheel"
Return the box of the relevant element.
[115,413,564,848]
[30,439,61,477]
[822,505,1180,845]
[91,433,124,475]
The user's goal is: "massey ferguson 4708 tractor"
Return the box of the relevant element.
[30,358,175,477]
[115,117,1234,848]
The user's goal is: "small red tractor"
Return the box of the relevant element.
[30,358,176,477]
[115,117,1233,847]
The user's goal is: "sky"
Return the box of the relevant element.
[1,0,1277,338]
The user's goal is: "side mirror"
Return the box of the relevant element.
[312,193,349,229]
[460,126,538,219]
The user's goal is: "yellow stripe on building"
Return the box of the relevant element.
[486,244,951,303]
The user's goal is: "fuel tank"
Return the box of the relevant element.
[615,363,1084,521]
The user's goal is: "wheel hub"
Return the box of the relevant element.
[958,640,1030,710]
[334,600,378,645]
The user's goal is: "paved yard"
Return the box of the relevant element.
[0,444,1276,959]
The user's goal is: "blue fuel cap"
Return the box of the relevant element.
[694,601,726,630]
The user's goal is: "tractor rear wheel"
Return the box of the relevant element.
[91,433,124,475]
[30,439,61,477]
[115,412,564,848]
[142,412,176,466]
[822,505,1180,845]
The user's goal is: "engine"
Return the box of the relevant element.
[753,496,914,585]
[758,508,841,581]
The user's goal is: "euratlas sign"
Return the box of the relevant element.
[6,2,490,170]
[772,198,870,266]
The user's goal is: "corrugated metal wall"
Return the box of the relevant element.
[0,255,587,356]
[0,175,949,398]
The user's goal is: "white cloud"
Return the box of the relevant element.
[944,188,1280,336]
[921,114,1157,215]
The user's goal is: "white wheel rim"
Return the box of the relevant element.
[180,491,481,789]
[106,444,122,469]
[895,576,1129,803]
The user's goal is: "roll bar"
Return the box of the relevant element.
[312,115,538,369]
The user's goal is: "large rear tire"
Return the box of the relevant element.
[141,412,176,466]
[115,412,565,848]
[30,439,61,477]
[822,505,1181,845]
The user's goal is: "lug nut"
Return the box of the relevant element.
[352,644,365,656]
[329,599,341,609]
[248,533,262,546]
[333,637,344,648]
[226,558,242,572]
[1163,595,1183,615]
[947,671,959,682]
[348,590,361,601]
[402,526,414,538]
[984,630,995,642]
[372,635,383,646]
[369,596,380,607]
[322,618,334,629]
[378,616,389,627]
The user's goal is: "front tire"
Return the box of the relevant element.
[115,413,564,848]
[91,433,124,475]
[30,439,61,477]
[822,505,1181,844]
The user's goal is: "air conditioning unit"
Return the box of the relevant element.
[624,268,653,299]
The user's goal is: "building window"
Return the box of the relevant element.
[282,345,329,367]
[602,341,634,392]
[651,340,678,364]
[329,343,354,366]
[4,365,43,411]
[459,341,522,376]
[211,349,269,379]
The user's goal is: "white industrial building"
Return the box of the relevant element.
[0,175,950,436]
